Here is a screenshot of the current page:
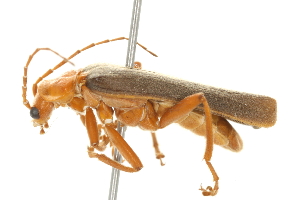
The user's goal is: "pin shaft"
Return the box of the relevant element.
[107,1,142,200]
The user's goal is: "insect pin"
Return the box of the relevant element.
[22,37,277,196]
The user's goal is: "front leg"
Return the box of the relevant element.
[85,107,143,172]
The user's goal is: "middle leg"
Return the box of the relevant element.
[151,132,165,166]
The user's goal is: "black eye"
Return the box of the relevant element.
[30,107,40,119]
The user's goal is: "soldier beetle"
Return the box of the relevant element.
[22,37,277,196]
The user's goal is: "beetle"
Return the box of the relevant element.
[22,37,277,196]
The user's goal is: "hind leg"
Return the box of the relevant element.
[158,93,219,196]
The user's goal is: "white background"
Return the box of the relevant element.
[1,1,299,199]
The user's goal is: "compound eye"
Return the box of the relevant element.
[30,107,40,119]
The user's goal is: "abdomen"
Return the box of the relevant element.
[176,111,243,152]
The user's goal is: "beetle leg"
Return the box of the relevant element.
[80,112,108,152]
[96,126,110,152]
[199,161,219,196]
[85,107,100,146]
[87,124,143,172]
[85,106,143,172]
[151,132,165,166]
[102,125,143,172]
[135,101,165,165]
[87,146,141,173]
[159,93,219,196]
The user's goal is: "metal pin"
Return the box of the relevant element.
[108,1,142,200]
[125,0,142,69]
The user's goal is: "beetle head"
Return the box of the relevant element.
[27,70,78,134]
[30,93,55,134]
